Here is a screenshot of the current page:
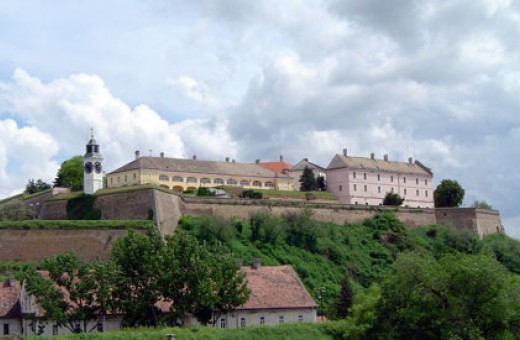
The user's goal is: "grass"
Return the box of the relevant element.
[29,322,337,340]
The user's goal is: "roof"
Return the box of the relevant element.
[257,161,294,174]
[109,156,279,178]
[290,159,325,172]
[327,154,433,176]
[0,279,21,318]
[239,265,317,310]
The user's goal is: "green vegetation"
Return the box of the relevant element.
[472,200,493,209]
[242,189,263,199]
[54,155,84,191]
[66,194,101,220]
[219,186,337,201]
[0,197,31,221]
[0,220,154,230]
[382,192,404,206]
[196,187,216,196]
[24,178,51,194]
[434,179,465,207]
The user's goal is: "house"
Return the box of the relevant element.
[216,261,317,329]
[288,158,326,191]
[0,276,122,337]
[326,149,434,208]
[257,155,294,175]
[107,152,294,192]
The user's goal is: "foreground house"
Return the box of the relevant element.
[107,152,294,192]
[326,149,434,208]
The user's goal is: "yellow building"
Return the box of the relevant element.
[107,154,294,192]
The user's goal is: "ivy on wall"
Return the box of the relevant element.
[66,194,101,220]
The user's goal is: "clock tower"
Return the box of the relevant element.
[83,129,104,195]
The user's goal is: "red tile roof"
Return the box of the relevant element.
[257,161,294,174]
[239,265,317,310]
[0,279,21,318]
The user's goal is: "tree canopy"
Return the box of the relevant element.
[382,192,404,206]
[472,200,493,209]
[434,179,465,207]
[54,156,83,191]
[24,179,51,195]
[299,166,317,191]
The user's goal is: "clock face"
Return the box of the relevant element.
[84,161,93,174]
[95,162,102,174]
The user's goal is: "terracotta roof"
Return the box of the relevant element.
[109,157,279,178]
[327,154,433,175]
[257,161,294,174]
[239,265,317,310]
[0,279,21,318]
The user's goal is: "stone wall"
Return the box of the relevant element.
[435,207,503,238]
[0,229,129,261]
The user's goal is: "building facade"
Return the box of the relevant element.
[288,158,326,191]
[326,150,434,208]
[83,131,104,195]
[107,153,294,192]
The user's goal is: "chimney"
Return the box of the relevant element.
[135,150,140,159]
[160,152,164,158]
[255,159,260,164]
[226,157,230,162]
[279,155,284,162]
[342,148,348,156]
[408,157,413,164]
[192,155,197,160]
[252,258,261,270]
[370,153,375,160]
[384,154,389,161]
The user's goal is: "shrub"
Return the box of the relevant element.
[242,189,263,199]
[66,194,101,220]
[196,187,216,197]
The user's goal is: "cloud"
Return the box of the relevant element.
[167,76,222,109]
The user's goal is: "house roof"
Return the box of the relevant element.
[0,279,21,318]
[327,154,433,176]
[239,265,317,310]
[109,156,279,178]
[289,159,325,172]
[257,161,294,174]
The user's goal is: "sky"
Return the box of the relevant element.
[1,0,519,237]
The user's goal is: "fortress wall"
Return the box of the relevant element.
[475,209,504,238]
[435,207,503,238]
[96,189,155,220]
[153,190,182,235]
[0,229,129,261]
[39,199,68,220]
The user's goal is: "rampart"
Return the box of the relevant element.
[0,187,503,262]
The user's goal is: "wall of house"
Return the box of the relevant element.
[1,318,22,336]
[22,315,122,336]
[326,167,434,208]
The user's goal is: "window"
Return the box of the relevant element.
[416,189,420,196]
[252,180,262,187]
[227,178,237,185]
[279,316,285,324]
[240,180,250,186]
[339,185,342,192]
[353,172,356,179]
[240,317,246,328]
[377,174,381,181]
[214,178,224,184]
[265,181,274,187]
[378,186,381,193]
[53,324,59,335]
[425,179,428,185]
[187,177,197,183]
[353,184,357,191]
[124,174,127,182]
[220,318,227,329]
[75,323,81,333]
[173,176,183,182]
[200,178,211,184]
[260,316,265,325]
[403,177,406,183]
[364,185,367,192]
[390,175,394,182]
[355,201,358,204]
[404,188,407,195]
[159,174,169,181]
[299,315,303,323]
[363,173,367,180]
[416,178,419,184]
[3,324,9,335]
[133,173,137,180]
[425,190,428,197]
[96,323,103,333]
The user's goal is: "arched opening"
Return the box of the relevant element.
[252,181,262,187]
[159,174,169,181]
[159,184,169,189]
[173,186,184,192]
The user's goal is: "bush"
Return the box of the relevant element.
[382,192,404,206]
[66,194,101,220]
[242,189,263,199]
[196,187,216,197]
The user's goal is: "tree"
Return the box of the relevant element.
[472,200,492,209]
[372,252,520,339]
[382,192,404,206]
[24,179,51,195]
[299,166,316,191]
[19,251,120,333]
[54,156,83,191]
[434,179,465,207]
[111,229,165,327]
[336,274,354,318]
[316,175,327,191]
